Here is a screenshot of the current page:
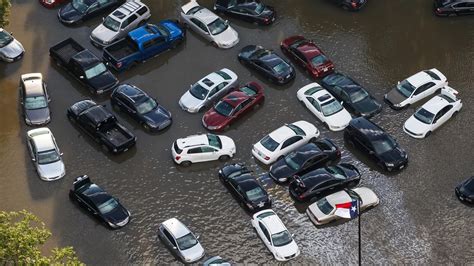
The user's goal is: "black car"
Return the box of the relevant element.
[455,176,474,204]
[329,0,367,11]
[434,0,474,16]
[321,73,382,118]
[269,139,341,183]
[344,117,408,172]
[289,163,361,202]
[58,0,125,25]
[69,175,130,229]
[238,45,295,85]
[111,84,172,132]
[218,163,272,212]
[214,0,276,25]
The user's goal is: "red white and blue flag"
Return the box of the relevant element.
[334,200,359,219]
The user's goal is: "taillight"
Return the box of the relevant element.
[175,156,181,161]
[264,156,270,160]
[436,8,441,13]
[351,2,357,8]
[116,62,122,68]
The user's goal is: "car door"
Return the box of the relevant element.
[27,138,37,165]
[257,221,272,250]
[432,105,453,130]
[121,97,138,118]
[125,14,139,32]
[214,82,230,99]
[19,83,26,116]
[254,61,271,79]
[234,98,252,119]
[453,2,471,15]
[411,82,435,103]
[303,154,328,174]
[280,136,304,156]
[162,228,179,254]
[306,97,323,120]
[202,146,220,160]
[312,179,339,196]
[190,18,211,41]
[291,48,307,68]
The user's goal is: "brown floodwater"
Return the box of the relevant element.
[1,0,473,264]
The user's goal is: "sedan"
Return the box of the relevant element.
[435,0,474,16]
[219,163,271,212]
[281,36,335,79]
[330,0,368,11]
[289,164,361,202]
[214,0,276,25]
[180,0,239,49]
[26,128,65,181]
[238,45,295,85]
[321,73,382,118]
[403,87,462,139]
[58,0,124,25]
[455,176,474,204]
[297,83,352,131]
[69,175,130,229]
[269,139,341,183]
[306,187,379,226]
[19,73,51,126]
[39,0,68,8]
[202,82,264,131]
[179,68,238,113]
[252,121,320,165]
[0,28,24,62]
[111,84,172,132]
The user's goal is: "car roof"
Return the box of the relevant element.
[421,94,451,113]
[109,1,146,22]
[300,172,333,186]
[177,134,209,149]
[198,72,227,89]
[162,218,190,238]
[259,211,286,234]
[22,74,44,96]
[295,40,322,58]
[193,7,220,24]
[259,53,285,68]
[291,143,322,159]
[349,117,386,138]
[72,50,100,69]
[116,84,148,104]
[311,89,336,104]
[268,124,297,143]
[31,131,55,152]
[221,91,250,107]
[405,71,433,88]
[83,106,114,125]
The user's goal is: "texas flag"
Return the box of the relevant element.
[334,200,359,219]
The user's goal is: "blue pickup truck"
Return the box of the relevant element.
[103,20,185,71]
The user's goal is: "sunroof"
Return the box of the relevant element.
[112,11,125,19]
[202,78,214,87]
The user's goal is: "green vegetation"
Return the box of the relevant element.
[0,0,11,28]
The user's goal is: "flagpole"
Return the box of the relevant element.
[358,199,361,266]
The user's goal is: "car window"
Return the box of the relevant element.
[434,105,453,123]
[208,87,218,97]
[216,82,228,91]
[294,50,306,62]
[414,82,435,95]
[187,147,202,154]
[122,14,138,28]
[235,99,251,113]
[163,229,177,247]
[190,18,208,32]
[201,146,217,153]
[258,222,271,242]
[453,2,468,7]
[137,6,148,16]
[332,85,343,95]
[281,136,303,149]
[307,97,321,112]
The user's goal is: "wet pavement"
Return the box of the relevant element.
[1,0,473,264]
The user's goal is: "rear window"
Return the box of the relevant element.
[424,70,441,81]
[304,86,323,95]
[186,6,204,15]
[207,134,222,149]
[215,70,232,80]
[317,198,334,215]
[137,6,148,16]
[174,141,182,154]
[260,135,279,152]
[287,124,306,136]
[257,211,274,220]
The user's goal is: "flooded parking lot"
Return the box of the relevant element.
[0,0,473,264]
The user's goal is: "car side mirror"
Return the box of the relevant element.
[225,20,229,24]
[102,17,105,21]
[60,152,64,156]
[291,233,295,238]
[340,101,344,105]
[31,158,36,162]
[397,81,400,85]
[195,234,200,240]
[172,246,177,250]
[10,32,13,36]
[79,76,84,79]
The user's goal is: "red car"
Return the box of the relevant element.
[202,82,265,131]
[280,36,335,79]
[39,0,68,8]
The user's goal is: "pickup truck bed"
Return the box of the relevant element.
[50,38,85,63]
[103,127,131,147]
[104,38,139,61]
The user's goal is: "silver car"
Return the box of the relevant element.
[0,28,25,62]
[20,73,51,126]
[179,68,238,113]
[26,128,65,181]
[158,218,205,263]
[180,0,239,49]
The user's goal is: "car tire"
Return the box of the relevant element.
[277,155,284,161]
[219,155,230,162]
[309,137,317,143]
[425,131,431,138]
[112,103,120,111]
[143,123,151,131]
[181,161,192,167]
[452,111,459,118]
[223,124,230,131]
[211,41,218,48]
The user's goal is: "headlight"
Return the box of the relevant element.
[113,148,118,152]
[279,178,287,182]
[206,125,219,130]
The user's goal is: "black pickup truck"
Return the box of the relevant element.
[67,100,136,153]
[49,38,118,94]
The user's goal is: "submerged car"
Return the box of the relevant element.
[58,0,125,25]
[0,28,25,62]
[19,73,51,126]
[213,0,276,25]
[180,0,239,49]
[330,0,367,11]
[202,82,264,131]
[281,36,335,79]
[238,45,295,85]
[455,176,474,204]
[434,0,474,16]
[26,128,65,181]
[384,68,447,110]
[39,0,69,8]
[69,175,130,228]
[158,218,205,263]
[172,134,236,166]
[403,86,462,139]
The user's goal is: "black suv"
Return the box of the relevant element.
[434,0,474,16]
[344,117,408,172]
[111,84,172,132]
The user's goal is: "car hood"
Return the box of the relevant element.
[326,109,352,129]
[180,90,204,110]
[213,26,239,46]
[0,39,24,58]
[378,147,406,165]
[273,240,299,258]
[269,160,296,181]
[91,24,118,43]
[180,242,205,262]
[25,107,50,125]
[404,116,430,135]
[37,160,65,180]
[385,87,407,105]
[260,6,275,18]
[88,71,118,91]
[104,204,130,225]
[59,3,83,23]
[351,97,381,117]
[143,106,171,125]
[202,109,229,128]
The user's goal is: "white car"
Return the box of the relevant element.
[251,209,300,261]
[90,0,151,47]
[306,187,379,226]
[179,68,238,113]
[403,86,462,139]
[0,28,25,62]
[26,128,65,181]
[297,83,352,131]
[252,121,320,165]
[172,133,236,166]
[384,68,447,110]
[180,0,239,49]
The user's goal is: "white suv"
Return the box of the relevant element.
[90,0,151,47]
[172,134,236,166]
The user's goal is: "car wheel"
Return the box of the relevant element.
[181,161,192,167]
[143,123,151,131]
[211,41,218,48]
[253,103,260,110]
[309,137,317,143]
[138,20,146,27]
[277,155,284,161]
[452,111,459,118]
[112,103,120,111]
[219,155,230,162]
[223,124,230,131]
[425,131,431,138]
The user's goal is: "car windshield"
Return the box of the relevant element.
[155,24,170,37]
[103,16,120,32]
[348,87,369,103]
[208,18,228,35]
[465,178,474,191]
[317,198,334,215]
[239,86,257,96]
[84,63,107,79]
[37,149,60,164]
[0,30,13,48]
[207,134,222,149]
[189,83,209,100]
[214,101,234,117]
[72,0,89,14]
[136,98,157,114]
[254,3,265,14]
[245,186,266,201]
[372,137,397,155]
[311,54,328,68]
[272,62,290,74]
[24,96,47,110]
[284,152,304,170]
[396,80,416,98]
[321,99,343,116]
[327,166,347,179]
[97,198,119,214]
[271,230,292,247]
[260,136,279,152]
[287,124,305,136]
[177,233,198,250]
[414,108,435,124]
